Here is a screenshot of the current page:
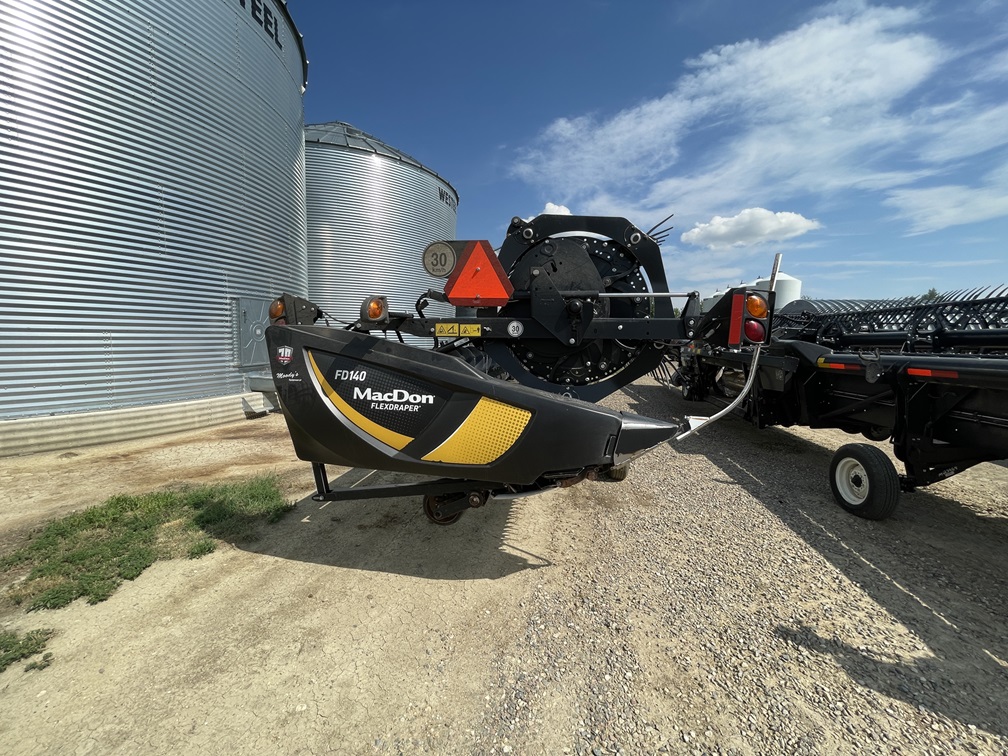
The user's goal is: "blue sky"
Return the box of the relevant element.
[290,0,1007,300]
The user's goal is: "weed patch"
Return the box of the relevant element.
[25,652,54,671]
[1,476,291,611]
[1,628,55,673]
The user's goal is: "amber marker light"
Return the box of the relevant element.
[269,298,286,319]
[360,295,389,323]
[745,293,769,319]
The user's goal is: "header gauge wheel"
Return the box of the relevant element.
[423,494,464,525]
[829,443,900,520]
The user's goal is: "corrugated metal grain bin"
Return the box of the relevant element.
[304,122,459,335]
[0,0,309,426]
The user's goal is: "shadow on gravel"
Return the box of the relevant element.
[234,467,551,581]
[624,382,1008,738]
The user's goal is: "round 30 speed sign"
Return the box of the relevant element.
[422,241,457,278]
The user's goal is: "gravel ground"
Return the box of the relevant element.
[1,377,1006,754]
[472,382,1008,755]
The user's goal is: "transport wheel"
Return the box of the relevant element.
[606,464,629,481]
[423,494,464,525]
[829,443,900,520]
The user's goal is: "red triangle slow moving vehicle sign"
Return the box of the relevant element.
[443,240,514,307]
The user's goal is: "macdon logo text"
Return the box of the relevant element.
[353,387,435,410]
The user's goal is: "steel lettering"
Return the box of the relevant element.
[236,0,283,50]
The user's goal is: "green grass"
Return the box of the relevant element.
[1,476,291,612]
[1,628,55,673]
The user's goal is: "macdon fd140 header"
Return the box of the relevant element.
[264,213,778,525]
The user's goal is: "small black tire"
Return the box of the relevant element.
[423,494,464,525]
[861,425,892,442]
[606,464,629,481]
[828,443,900,520]
[682,383,704,402]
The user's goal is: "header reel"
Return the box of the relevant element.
[488,215,668,395]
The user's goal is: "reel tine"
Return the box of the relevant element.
[646,212,676,236]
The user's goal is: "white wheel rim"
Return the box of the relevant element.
[836,457,869,505]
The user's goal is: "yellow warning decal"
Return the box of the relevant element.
[308,352,412,450]
[422,397,531,465]
[435,323,481,338]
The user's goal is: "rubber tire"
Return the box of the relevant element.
[423,495,464,526]
[828,443,900,520]
[606,464,629,481]
[681,383,704,402]
[861,425,892,442]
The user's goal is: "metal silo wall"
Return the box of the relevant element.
[0,0,308,420]
[305,146,458,336]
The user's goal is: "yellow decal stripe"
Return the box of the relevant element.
[422,397,531,465]
[308,352,412,451]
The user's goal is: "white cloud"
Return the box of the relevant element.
[916,100,1008,163]
[681,208,821,248]
[800,258,1001,268]
[676,4,936,121]
[928,258,1001,268]
[524,202,572,222]
[512,96,698,193]
[884,156,1008,232]
[661,251,750,297]
[884,183,1008,233]
[512,2,1008,237]
[515,4,944,205]
[976,47,1008,80]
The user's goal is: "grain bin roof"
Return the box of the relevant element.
[304,121,459,204]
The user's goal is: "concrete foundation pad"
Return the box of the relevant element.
[0,392,277,458]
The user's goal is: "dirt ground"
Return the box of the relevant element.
[1,384,1006,754]
[0,414,312,555]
